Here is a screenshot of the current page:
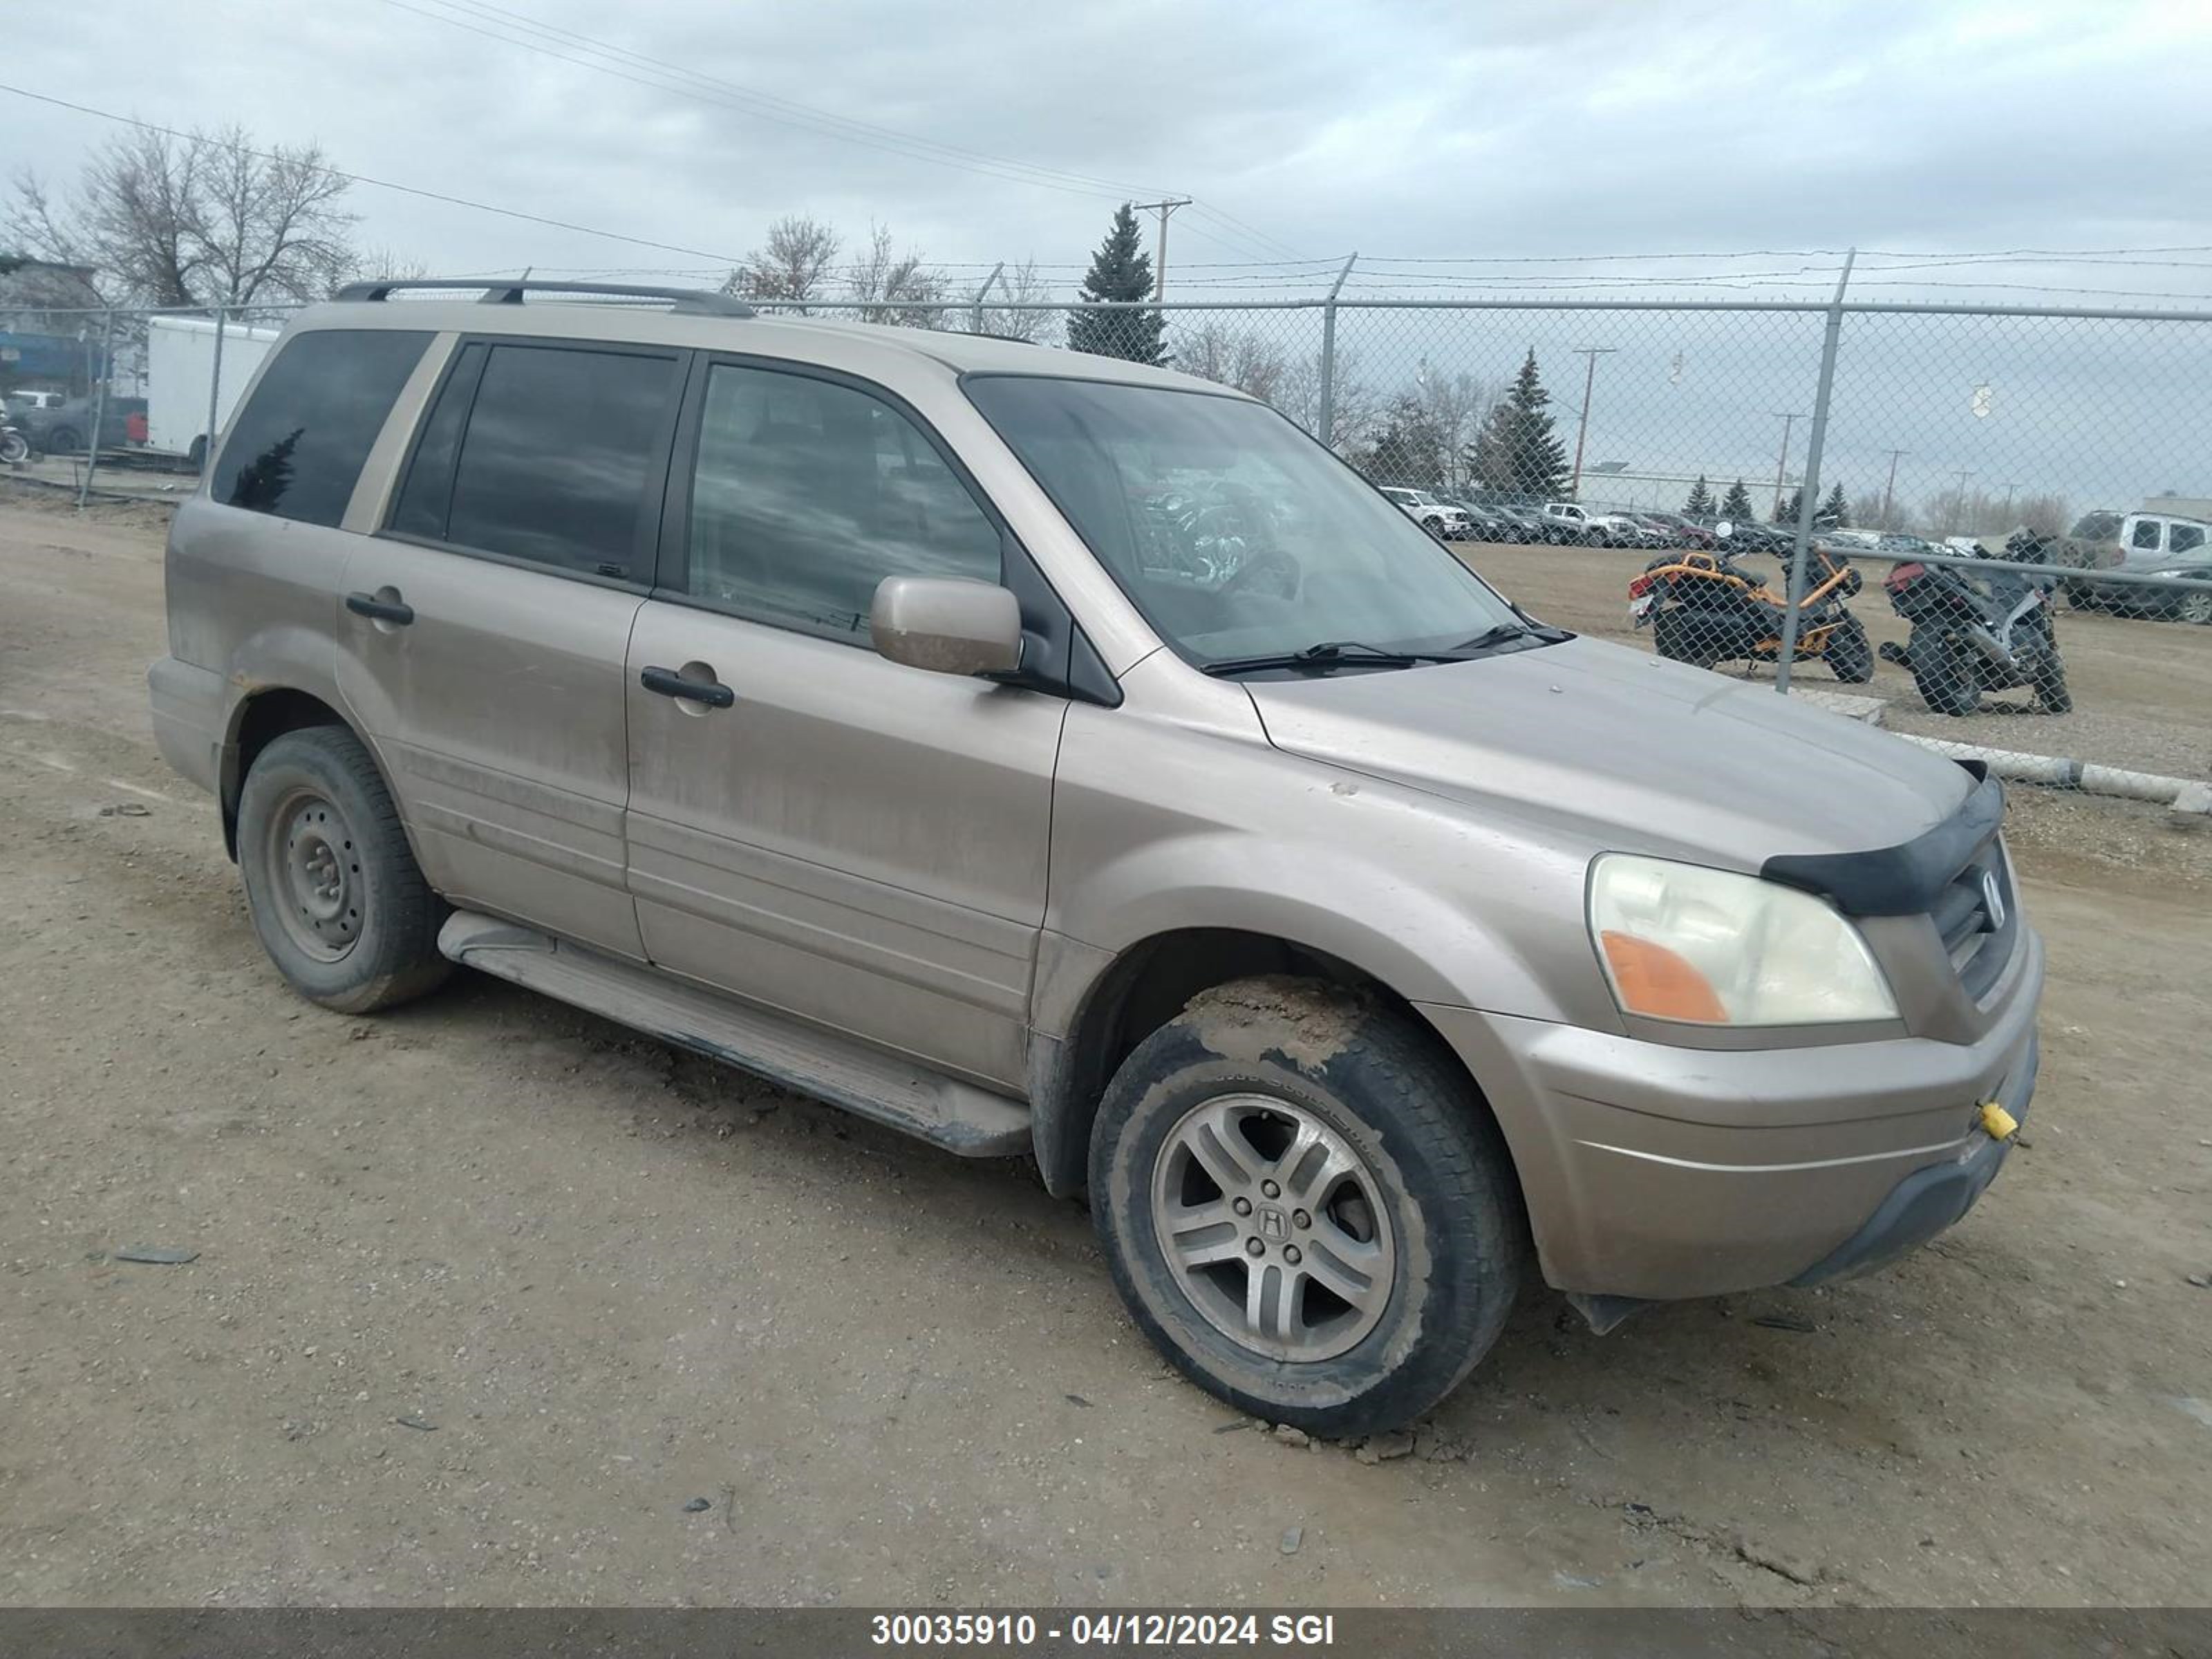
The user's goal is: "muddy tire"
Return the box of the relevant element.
[236,725,450,1013]
[1826,616,1874,684]
[1089,975,1526,1438]
[1907,629,1981,716]
[2030,646,2072,714]
[1653,608,1721,671]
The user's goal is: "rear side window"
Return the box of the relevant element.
[400,341,680,580]
[2132,519,2164,550]
[216,329,429,526]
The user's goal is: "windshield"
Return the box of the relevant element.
[963,376,1523,666]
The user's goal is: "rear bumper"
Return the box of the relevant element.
[147,655,227,796]
[1418,926,2043,1301]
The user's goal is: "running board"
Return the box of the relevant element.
[436,912,1032,1158]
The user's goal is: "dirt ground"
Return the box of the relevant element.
[2,491,2209,1610]
[1458,537,2212,782]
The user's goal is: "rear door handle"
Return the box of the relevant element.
[639,664,735,709]
[346,591,415,626]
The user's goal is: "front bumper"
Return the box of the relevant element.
[1418,925,2043,1301]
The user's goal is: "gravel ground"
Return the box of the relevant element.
[3,495,2209,1610]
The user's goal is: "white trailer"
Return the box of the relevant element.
[147,315,281,465]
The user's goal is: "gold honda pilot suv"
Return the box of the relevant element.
[148,280,2043,1434]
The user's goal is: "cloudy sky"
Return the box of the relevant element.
[10,0,2210,517]
[10,0,2212,305]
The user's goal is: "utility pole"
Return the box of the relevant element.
[1947,469,1976,536]
[1879,447,1907,531]
[1566,346,1617,499]
[1128,198,1192,301]
[1770,411,1806,516]
[2000,480,2020,520]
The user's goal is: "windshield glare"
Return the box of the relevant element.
[963,376,1522,666]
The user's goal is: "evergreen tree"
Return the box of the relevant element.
[1067,204,1165,365]
[1820,482,1850,525]
[1465,348,1568,499]
[1718,478,1754,520]
[1773,486,1803,525]
[1683,475,1715,516]
[1358,395,1452,489]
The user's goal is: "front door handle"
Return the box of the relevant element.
[346,590,415,626]
[639,664,735,709]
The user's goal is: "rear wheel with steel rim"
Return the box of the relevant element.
[1091,975,1526,1436]
[236,724,449,1013]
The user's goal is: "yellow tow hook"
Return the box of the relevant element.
[1978,1102,2021,1143]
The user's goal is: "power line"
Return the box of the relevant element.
[0,82,747,263]
[382,0,1303,265]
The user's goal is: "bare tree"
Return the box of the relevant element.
[9,125,357,308]
[727,214,840,311]
[190,125,355,303]
[976,258,1054,342]
[1179,321,1290,406]
[326,243,429,296]
[847,221,948,328]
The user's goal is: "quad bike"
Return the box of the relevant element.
[1876,529,2070,715]
[1627,532,1871,682]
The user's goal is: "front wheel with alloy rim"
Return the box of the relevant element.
[1089,975,1526,1436]
[236,724,450,1013]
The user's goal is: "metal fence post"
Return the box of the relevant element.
[970,263,1004,336]
[1772,250,1856,695]
[75,308,115,509]
[1315,253,1357,448]
[204,302,229,475]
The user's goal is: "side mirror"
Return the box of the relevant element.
[870,576,1024,678]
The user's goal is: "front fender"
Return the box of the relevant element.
[1042,697,1622,1039]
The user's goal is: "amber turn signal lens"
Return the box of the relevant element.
[1599,930,1730,1024]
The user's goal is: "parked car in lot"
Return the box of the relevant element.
[11,393,144,456]
[1543,501,1644,544]
[3,388,65,418]
[148,279,2044,1435]
[2070,509,2212,624]
[1378,485,1473,540]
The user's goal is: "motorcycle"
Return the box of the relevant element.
[1627,522,1871,682]
[1875,529,2070,715]
[0,420,28,465]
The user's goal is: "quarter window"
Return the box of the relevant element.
[682,364,1000,639]
[216,329,430,527]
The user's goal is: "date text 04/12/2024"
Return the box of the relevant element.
[870,1612,1338,1647]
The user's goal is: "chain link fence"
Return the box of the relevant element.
[8,284,2208,780]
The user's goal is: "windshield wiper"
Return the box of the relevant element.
[1454,621,1571,653]
[1201,639,1470,677]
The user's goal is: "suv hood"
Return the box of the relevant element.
[1246,636,1972,870]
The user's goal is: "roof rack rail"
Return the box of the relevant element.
[332,278,756,318]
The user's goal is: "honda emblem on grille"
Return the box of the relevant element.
[1980,869,2007,932]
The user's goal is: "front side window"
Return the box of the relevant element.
[965,376,1524,668]
[2171,523,2206,555]
[683,363,1000,639]
[417,342,680,579]
[217,329,429,527]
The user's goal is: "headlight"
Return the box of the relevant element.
[1587,854,1897,1027]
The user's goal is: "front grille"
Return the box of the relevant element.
[1933,841,2018,1001]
